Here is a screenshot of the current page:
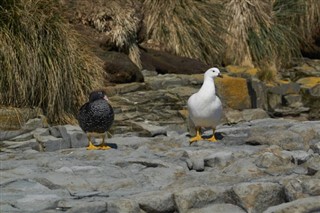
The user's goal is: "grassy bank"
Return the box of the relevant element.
[0,0,104,123]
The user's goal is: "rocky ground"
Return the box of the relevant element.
[1,117,320,213]
[1,64,320,213]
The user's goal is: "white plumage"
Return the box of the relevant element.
[187,67,223,143]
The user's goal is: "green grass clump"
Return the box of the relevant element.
[0,0,104,124]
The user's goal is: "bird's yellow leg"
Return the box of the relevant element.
[98,133,111,150]
[86,133,99,150]
[207,128,217,142]
[190,127,203,144]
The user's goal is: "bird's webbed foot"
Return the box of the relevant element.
[87,141,100,150]
[189,128,203,144]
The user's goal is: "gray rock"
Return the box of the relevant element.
[302,178,320,197]
[0,203,23,213]
[255,150,292,169]
[15,194,61,212]
[283,94,303,107]
[184,150,212,171]
[12,128,50,142]
[64,201,107,213]
[232,182,285,213]
[49,126,62,138]
[282,150,312,165]
[0,117,47,141]
[0,129,29,141]
[273,106,310,116]
[303,155,320,175]
[205,151,234,169]
[173,186,231,212]
[1,179,62,212]
[268,82,300,95]
[2,139,38,150]
[187,203,246,213]
[34,135,68,152]
[134,191,175,213]
[289,122,320,144]
[131,121,167,137]
[242,108,270,121]
[225,108,269,124]
[106,198,141,213]
[246,130,306,150]
[70,132,89,148]
[283,178,306,201]
[267,92,282,111]
[263,196,320,213]
[309,83,320,96]
[249,78,268,109]
[311,142,320,154]
[284,177,320,202]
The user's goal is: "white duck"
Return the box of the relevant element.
[187,67,223,143]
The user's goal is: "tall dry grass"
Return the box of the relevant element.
[298,0,320,52]
[0,0,104,124]
[69,0,318,77]
[67,0,143,68]
[222,0,306,80]
[142,0,226,65]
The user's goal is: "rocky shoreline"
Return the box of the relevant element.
[1,61,320,212]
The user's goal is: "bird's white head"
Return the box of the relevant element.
[204,67,223,79]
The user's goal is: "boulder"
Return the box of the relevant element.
[187,203,246,213]
[215,76,251,110]
[224,108,269,124]
[134,191,175,213]
[173,186,231,212]
[58,200,107,213]
[263,196,320,213]
[226,65,259,78]
[297,77,320,119]
[283,177,320,201]
[232,182,285,213]
[268,81,300,95]
[248,78,268,109]
[0,117,48,141]
[106,198,140,213]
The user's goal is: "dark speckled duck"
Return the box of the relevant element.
[78,90,114,150]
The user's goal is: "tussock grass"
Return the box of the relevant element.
[222,0,272,67]
[222,0,305,80]
[0,0,104,124]
[68,0,142,68]
[298,0,320,52]
[70,0,226,67]
[142,0,226,65]
[223,0,302,67]
[70,0,317,76]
